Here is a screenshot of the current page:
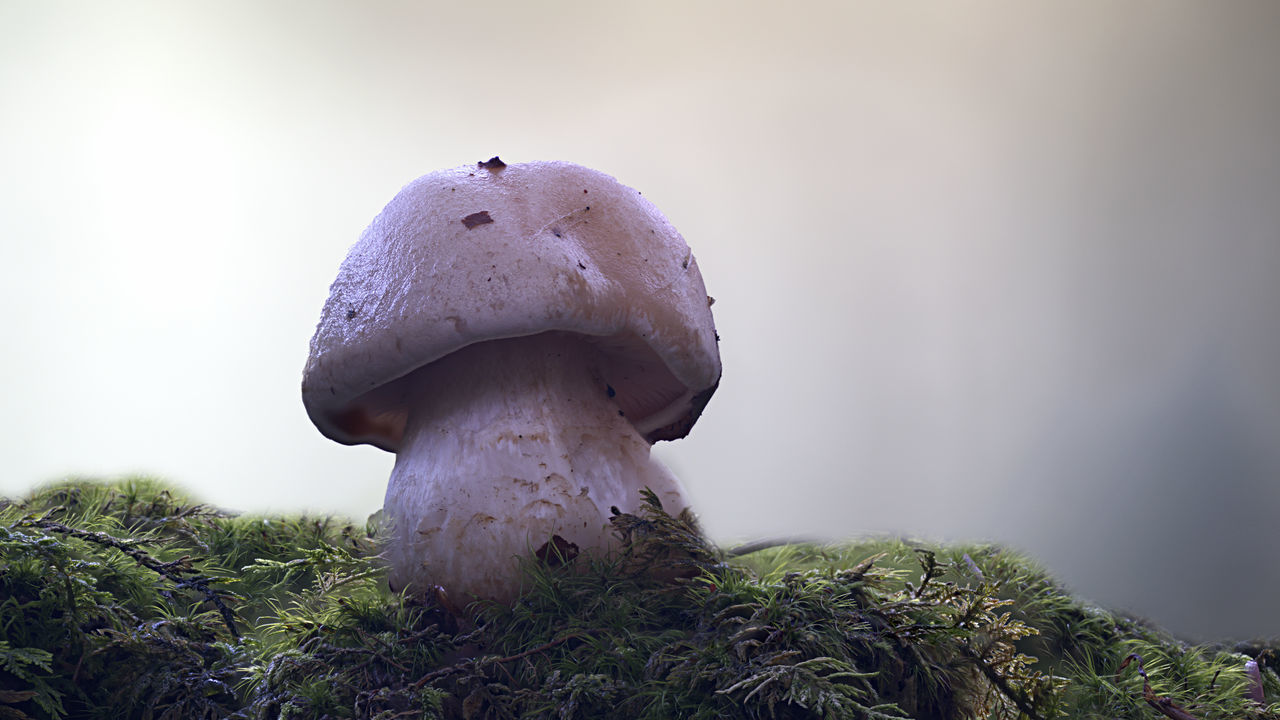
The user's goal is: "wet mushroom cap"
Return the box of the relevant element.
[302,160,721,451]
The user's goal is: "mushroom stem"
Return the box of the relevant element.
[383,332,689,604]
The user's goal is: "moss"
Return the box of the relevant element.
[0,478,1276,719]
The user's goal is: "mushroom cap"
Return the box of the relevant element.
[302,160,721,451]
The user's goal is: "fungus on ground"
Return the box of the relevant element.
[302,160,721,605]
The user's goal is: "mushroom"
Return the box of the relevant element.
[1246,659,1265,703]
[302,160,721,605]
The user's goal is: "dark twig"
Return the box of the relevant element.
[410,629,604,690]
[723,536,825,557]
[18,517,241,640]
[1117,653,1201,720]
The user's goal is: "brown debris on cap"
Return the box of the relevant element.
[461,211,493,229]
[477,156,506,170]
[534,534,580,567]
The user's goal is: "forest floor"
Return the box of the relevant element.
[1,478,1276,719]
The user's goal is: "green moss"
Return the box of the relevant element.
[0,478,1276,719]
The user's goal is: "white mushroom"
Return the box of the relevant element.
[302,159,721,605]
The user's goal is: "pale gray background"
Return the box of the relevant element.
[3,1,1278,641]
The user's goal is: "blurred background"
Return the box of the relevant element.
[2,1,1278,641]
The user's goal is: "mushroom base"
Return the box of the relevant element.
[383,333,690,606]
